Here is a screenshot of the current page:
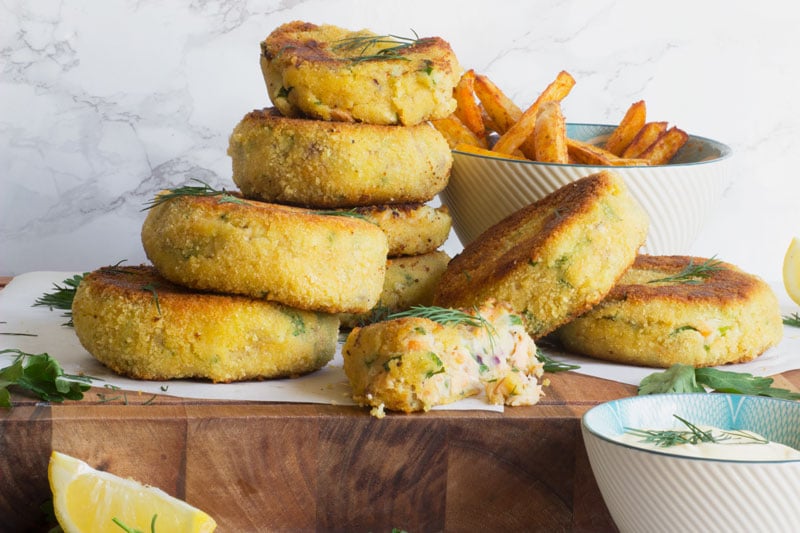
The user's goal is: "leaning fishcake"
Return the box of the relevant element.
[434,171,649,339]
[556,255,783,368]
[141,192,388,314]
[261,20,461,125]
[71,265,339,382]
[228,108,452,208]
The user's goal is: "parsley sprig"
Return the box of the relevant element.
[639,363,800,400]
[0,349,93,407]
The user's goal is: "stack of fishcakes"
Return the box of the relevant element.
[228,21,464,328]
[72,20,463,383]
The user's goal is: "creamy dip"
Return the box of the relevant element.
[617,424,800,461]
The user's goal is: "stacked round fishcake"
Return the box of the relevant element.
[72,266,340,382]
[260,20,461,125]
[556,255,784,368]
[434,171,650,339]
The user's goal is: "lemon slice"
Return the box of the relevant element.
[48,451,217,533]
[784,237,800,306]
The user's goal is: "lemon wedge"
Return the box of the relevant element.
[48,451,217,533]
[784,237,800,306]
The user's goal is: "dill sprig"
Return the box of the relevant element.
[113,514,158,533]
[535,348,580,373]
[784,312,800,327]
[625,414,768,448]
[33,273,87,327]
[312,208,370,222]
[332,31,429,62]
[142,179,243,211]
[647,256,723,285]
[388,305,499,355]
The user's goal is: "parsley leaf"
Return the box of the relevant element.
[0,349,93,408]
[638,363,800,400]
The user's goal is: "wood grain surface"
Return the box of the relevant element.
[1,276,798,532]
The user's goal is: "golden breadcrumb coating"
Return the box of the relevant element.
[261,20,461,125]
[343,299,545,413]
[556,255,784,367]
[339,250,450,328]
[228,108,452,208]
[141,192,388,314]
[434,171,649,339]
[348,203,451,257]
[72,265,339,382]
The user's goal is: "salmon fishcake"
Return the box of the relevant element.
[71,265,339,382]
[141,190,388,314]
[261,21,461,125]
[228,108,452,208]
[434,171,649,339]
[339,250,450,328]
[556,255,783,368]
[343,300,545,414]
[346,203,451,257]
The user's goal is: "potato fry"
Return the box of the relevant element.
[454,143,528,161]
[532,100,568,163]
[496,70,576,158]
[622,121,668,158]
[452,70,485,138]
[639,126,689,165]
[566,138,617,165]
[430,115,487,149]
[473,74,522,134]
[605,100,647,156]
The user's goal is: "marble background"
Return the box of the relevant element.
[1,0,798,285]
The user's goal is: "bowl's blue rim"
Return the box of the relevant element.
[452,122,732,168]
[581,393,800,464]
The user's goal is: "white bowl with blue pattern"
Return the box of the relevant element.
[582,393,800,533]
[441,124,732,255]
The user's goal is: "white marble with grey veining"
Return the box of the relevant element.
[2,0,799,282]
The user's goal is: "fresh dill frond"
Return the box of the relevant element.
[332,31,430,62]
[141,283,162,316]
[783,312,800,327]
[142,179,243,210]
[388,305,499,354]
[624,414,768,448]
[535,348,580,373]
[33,273,87,327]
[312,208,370,222]
[647,256,723,285]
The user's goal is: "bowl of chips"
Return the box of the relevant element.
[435,71,732,254]
[582,393,800,532]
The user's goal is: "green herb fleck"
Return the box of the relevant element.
[141,283,162,316]
[113,513,158,533]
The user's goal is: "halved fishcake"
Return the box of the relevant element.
[556,255,783,368]
[141,192,388,314]
[343,300,545,414]
[348,203,451,257]
[261,20,461,125]
[228,108,452,208]
[339,250,450,328]
[434,171,649,339]
[71,265,339,382]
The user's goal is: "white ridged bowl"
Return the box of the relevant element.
[440,124,731,255]
[582,394,800,533]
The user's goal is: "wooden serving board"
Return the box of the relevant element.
[2,276,798,532]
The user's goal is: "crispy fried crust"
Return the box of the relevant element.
[261,20,461,125]
[71,265,339,382]
[343,300,544,413]
[556,255,784,367]
[433,170,649,339]
[228,108,452,208]
[141,193,388,313]
[339,250,450,328]
[350,203,451,257]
